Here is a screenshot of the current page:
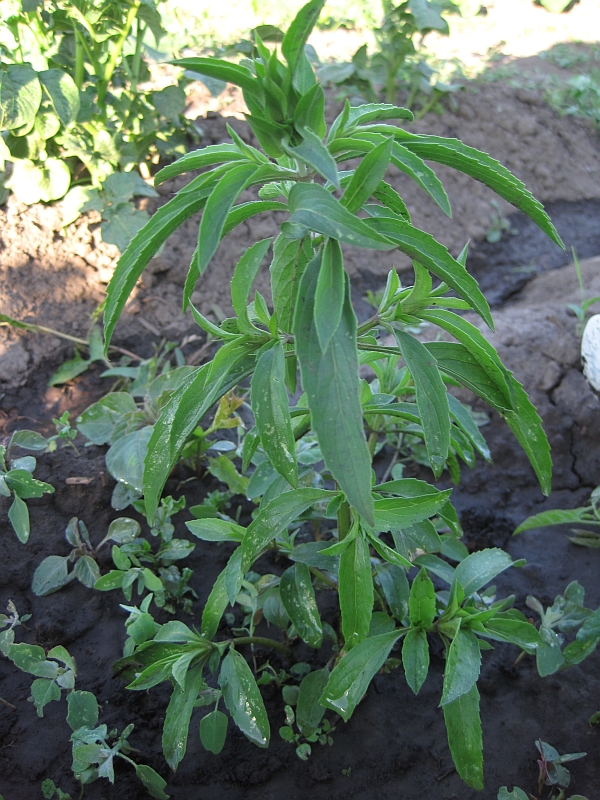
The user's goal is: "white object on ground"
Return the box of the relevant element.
[582,314,600,391]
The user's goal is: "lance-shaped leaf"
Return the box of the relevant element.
[288,182,395,251]
[162,665,205,770]
[314,238,345,352]
[375,563,410,623]
[514,507,591,534]
[286,127,339,189]
[8,494,29,543]
[184,163,258,307]
[447,393,491,462]
[201,567,228,639]
[251,342,298,486]
[440,627,481,706]
[279,564,323,648]
[173,57,263,103]
[104,188,213,348]
[219,649,270,747]
[393,131,563,248]
[395,330,450,478]
[391,141,451,216]
[241,488,333,569]
[344,103,413,131]
[231,238,272,332]
[341,137,393,214]
[373,490,452,531]
[222,200,287,238]
[281,0,325,76]
[320,629,403,721]
[419,310,512,405]
[402,628,429,694]
[339,532,373,649]
[366,216,492,328]
[154,144,248,184]
[296,668,328,737]
[270,234,312,333]
[294,257,374,524]
[409,568,436,628]
[453,548,515,597]
[143,339,257,523]
[443,684,484,790]
[425,342,512,411]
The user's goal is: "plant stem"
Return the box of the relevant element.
[231,636,291,657]
[0,697,16,711]
[73,24,84,89]
[337,500,351,541]
[98,1,141,112]
[132,19,147,90]
[309,566,337,589]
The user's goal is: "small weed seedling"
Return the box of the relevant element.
[515,487,600,548]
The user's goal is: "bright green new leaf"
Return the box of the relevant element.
[402,628,429,694]
[409,568,436,628]
[219,649,270,747]
[251,342,298,486]
[320,629,402,721]
[200,709,228,754]
[395,330,450,478]
[339,533,373,649]
[440,628,481,706]
[294,258,374,525]
[280,564,323,647]
[443,684,484,790]
[281,0,325,76]
[231,238,272,331]
[314,238,345,352]
[172,58,263,103]
[163,664,205,769]
[154,144,248,185]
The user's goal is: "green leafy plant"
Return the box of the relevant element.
[485,199,519,243]
[515,486,600,548]
[564,247,600,334]
[317,0,461,114]
[0,431,55,542]
[97,0,592,789]
[0,600,31,656]
[546,70,600,129]
[0,0,197,245]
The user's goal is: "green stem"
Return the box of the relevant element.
[74,25,84,89]
[132,19,147,90]
[309,566,338,589]
[231,636,291,657]
[337,500,351,541]
[98,1,141,111]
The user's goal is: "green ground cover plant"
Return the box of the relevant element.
[0,0,198,246]
[78,0,600,789]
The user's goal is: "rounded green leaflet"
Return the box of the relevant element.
[279,564,323,648]
[0,64,42,130]
[200,709,228,754]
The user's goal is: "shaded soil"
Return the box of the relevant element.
[2,58,600,800]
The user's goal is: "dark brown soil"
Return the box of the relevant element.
[2,62,600,800]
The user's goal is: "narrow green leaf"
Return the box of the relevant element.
[391,142,451,216]
[104,189,208,348]
[314,238,345,352]
[293,82,326,139]
[184,163,258,307]
[281,0,325,75]
[443,684,484,790]
[341,137,393,214]
[186,518,245,542]
[251,342,298,486]
[339,532,373,649]
[319,629,402,721]
[135,764,170,800]
[241,488,332,569]
[294,257,374,524]
[453,548,515,597]
[231,239,272,331]
[288,182,395,251]
[375,563,409,623]
[279,564,323,648]
[372,181,411,221]
[395,132,563,248]
[373,490,452,531]
[143,339,257,523]
[287,127,339,189]
[514,508,591,534]
[395,330,450,478]
[173,57,263,102]
[270,234,312,333]
[154,144,248,185]
[8,493,30,543]
[219,649,270,747]
[296,668,328,737]
[447,394,491,462]
[163,665,205,770]
[200,709,228,754]
[201,568,228,639]
[402,628,429,694]
[222,200,287,238]
[366,217,492,327]
[409,568,436,628]
[441,628,481,705]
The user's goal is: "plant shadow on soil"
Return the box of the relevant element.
[2,90,600,800]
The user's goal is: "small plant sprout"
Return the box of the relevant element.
[515,487,600,548]
[536,740,587,799]
[565,247,600,334]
